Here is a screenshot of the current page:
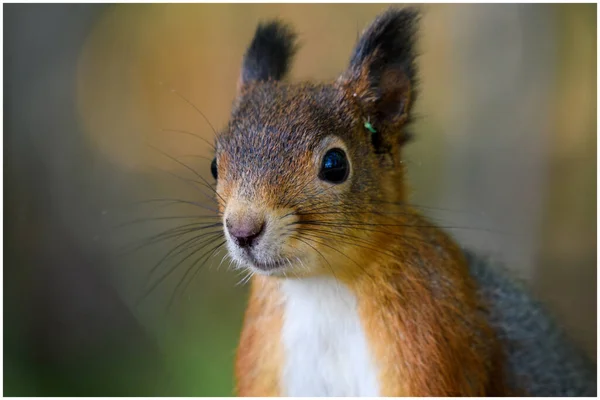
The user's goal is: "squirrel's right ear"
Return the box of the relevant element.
[340,8,420,149]
[238,20,298,91]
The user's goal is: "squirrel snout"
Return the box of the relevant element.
[226,216,266,248]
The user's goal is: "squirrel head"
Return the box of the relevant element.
[214,8,420,277]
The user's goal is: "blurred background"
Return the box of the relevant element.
[4,4,596,396]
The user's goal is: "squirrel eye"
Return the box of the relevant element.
[211,158,218,180]
[319,148,349,184]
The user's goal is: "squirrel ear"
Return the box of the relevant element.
[238,21,298,91]
[341,8,419,133]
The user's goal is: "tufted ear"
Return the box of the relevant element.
[238,20,298,91]
[340,8,420,152]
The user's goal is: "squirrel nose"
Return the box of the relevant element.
[226,217,265,248]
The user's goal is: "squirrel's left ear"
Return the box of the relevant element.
[340,8,419,149]
[238,20,298,92]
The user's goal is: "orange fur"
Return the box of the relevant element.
[235,275,284,396]
[350,213,503,396]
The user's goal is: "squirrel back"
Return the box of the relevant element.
[208,7,596,396]
[466,251,597,396]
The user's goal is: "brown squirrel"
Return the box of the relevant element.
[209,8,596,397]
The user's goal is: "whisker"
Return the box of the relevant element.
[149,163,219,206]
[237,268,255,286]
[162,128,215,151]
[293,232,376,274]
[178,154,214,163]
[127,197,218,210]
[114,216,220,230]
[146,229,224,282]
[294,219,506,235]
[289,234,338,280]
[279,177,317,211]
[216,252,230,271]
[302,229,422,265]
[168,239,227,310]
[281,184,341,218]
[117,221,221,250]
[136,233,224,306]
[160,83,218,136]
[371,199,477,216]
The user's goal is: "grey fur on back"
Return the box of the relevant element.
[465,250,597,396]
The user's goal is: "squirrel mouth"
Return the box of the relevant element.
[244,253,288,272]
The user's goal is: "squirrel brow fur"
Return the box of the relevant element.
[241,20,298,85]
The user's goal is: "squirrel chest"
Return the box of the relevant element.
[280,276,380,396]
[236,270,420,396]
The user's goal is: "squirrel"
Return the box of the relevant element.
[208,7,596,397]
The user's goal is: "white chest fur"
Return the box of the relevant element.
[280,276,380,396]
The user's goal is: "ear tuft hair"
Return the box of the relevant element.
[349,8,420,86]
[341,7,420,154]
[240,21,298,87]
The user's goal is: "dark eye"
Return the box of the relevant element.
[319,148,349,184]
[211,158,218,180]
